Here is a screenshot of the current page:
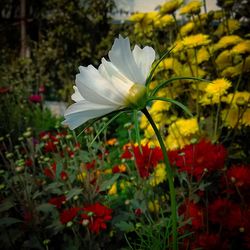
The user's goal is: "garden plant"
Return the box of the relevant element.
[0,0,250,250]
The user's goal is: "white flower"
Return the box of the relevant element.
[62,35,155,129]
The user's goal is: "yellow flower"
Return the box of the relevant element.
[182,34,211,49]
[221,54,250,77]
[140,114,149,129]
[214,19,240,37]
[206,78,231,96]
[242,109,250,126]
[158,57,182,74]
[108,183,117,195]
[215,50,233,70]
[77,172,86,182]
[221,107,239,128]
[231,40,250,55]
[150,100,171,114]
[160,0,183,14]
[193,47,210,64]
[181,64,207,78]
[148,200,160,213]
[180,22,195,37]
[213,35,243,51]
[154,14,174,28]
[149,163,167,186]
[199,78,231,105]
[165,134,191,150]
[179,0,202,15]
[128,12,145,22]
[168,117,199,137]
[222,91,250,107]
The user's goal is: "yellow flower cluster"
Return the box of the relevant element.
[149,163,167,186]
[179,0,202,15]
[200,78,232,105]
[166,117,199,150]
[160,0,183,14]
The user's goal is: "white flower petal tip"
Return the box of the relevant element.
[62,35,156,130]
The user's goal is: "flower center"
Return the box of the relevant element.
[126,83,147,109]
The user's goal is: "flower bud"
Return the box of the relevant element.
[126,83,147,109]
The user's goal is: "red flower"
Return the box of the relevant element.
[60,171,68,180]
[209,198,243,230]
[49,195,66,209]
[81,203,112,234]
[60,207,81,224]
[226,165,250,188]
[44,162,68,181]
[191,233,229,250]
[168,139,227,179]
[179,200,204,230]
[86,160,96,170]
[122,143,163,178]
[25,158,33,167]
[43,162,56,179]
[29,94,42,103]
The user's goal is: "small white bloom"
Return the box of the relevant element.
[62,35,155,130]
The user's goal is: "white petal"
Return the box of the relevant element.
[98,58,134,100]
[76,65,124,106]
[108,36,145,84]
[132,45,155,83]
[71,86,84,102]
[62,100,116,130]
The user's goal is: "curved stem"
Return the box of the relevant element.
[142,108,178,250]
[150,76,210,97]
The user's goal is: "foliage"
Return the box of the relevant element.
[1,0,250,249]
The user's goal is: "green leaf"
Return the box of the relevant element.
[150,76,210,97]
[147,97,193,117]
[99,174,120,192]
[36,203,55,213]
[115,221,135,232]
[146,47,175,86]
[90,111,125,146]
[66,188,83,200]
[0,217,22,227]
[0,200,14,213]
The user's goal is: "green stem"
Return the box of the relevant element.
[142,108,178,250]
[150,76,209,97]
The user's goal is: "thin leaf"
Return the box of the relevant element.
[150,76,210,97]
[0,200,14,213]
[90,111,126,146]
[147,97,193,117]
[99,174,120,192]
[66,188,83,200]
[0,217,23,227]
[146,46,176,86]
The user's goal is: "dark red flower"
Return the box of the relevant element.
[29,94,42,103]
[60,207,81,224]
[81,203,112,234]
[60,171,68,181]
[191,233,229,250]
[179,200,204,230]
[86,160,96,170]
[25,158,33,167]
[49,195,66,209]
[0,87,10,94]
[168,139,227,179]
[135,208,142,216]
[226,165,250,188]
[43,162,56,179]
[122,143,163,178]
[209,198,243,230]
